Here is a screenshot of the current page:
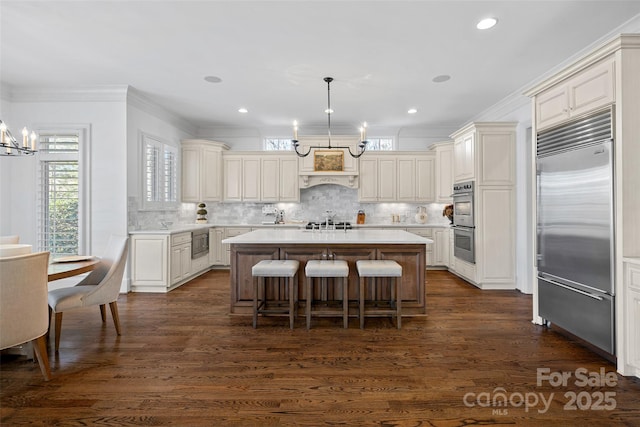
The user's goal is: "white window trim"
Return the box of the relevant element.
[139,131,179,211]
[35,124,91,255]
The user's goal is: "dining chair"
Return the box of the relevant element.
[48,235,129,353]
[0,251,52,380]
[0,235,19,244]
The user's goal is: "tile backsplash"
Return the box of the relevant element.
[129,185,451,230]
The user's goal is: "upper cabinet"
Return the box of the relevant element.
[358,152,435,202]
[223,152,299,202]
[430,142,454,202]
[451,123,516,186]
[181,139,229,203]
[535,57,615,131]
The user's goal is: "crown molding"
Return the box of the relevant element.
[126,87,197,135]
[7,85,129,102]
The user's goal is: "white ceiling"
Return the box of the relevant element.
[2,1,640,136]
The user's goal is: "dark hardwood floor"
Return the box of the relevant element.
[1,270,639,426]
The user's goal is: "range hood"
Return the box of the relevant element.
[296,135,360,189]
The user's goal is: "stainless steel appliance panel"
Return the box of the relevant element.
[536,140,614,294]
[191,229,209,259]
[453,226,475,264]
[453,181,474,228]
[538,276,614,354]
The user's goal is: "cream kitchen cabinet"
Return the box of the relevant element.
[170,232,192,285]
[224,153,298,202]
[535,57,614,131]
[359,153,434,203]
[451,123,516,186]
[453,132,474,183]
[623,259,640,378]
[209,228,225,266]
[359,155,396,202]
[260,154,299,202]
[432,228,450,267]
[181,140,229,203]
[431,142,454,202]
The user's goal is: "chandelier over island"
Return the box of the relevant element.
[0,120,37,156]
[292,77,368,159]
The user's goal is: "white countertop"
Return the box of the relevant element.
[129,222,450,235]
[222,228,433,245]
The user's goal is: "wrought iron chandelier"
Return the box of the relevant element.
[0,120,37,156]
[292,77,368,158]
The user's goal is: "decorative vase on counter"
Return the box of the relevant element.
[415,206,428,224]
[196,202,208,224]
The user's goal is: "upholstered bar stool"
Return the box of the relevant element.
[252,260,300,329]
[305,260,349,329]
[357,260,403,329]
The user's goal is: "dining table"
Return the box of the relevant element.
[48,258,100,282]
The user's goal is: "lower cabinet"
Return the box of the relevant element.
[433,228,450,267]
[623,259,640,378]
[131,230,213,293]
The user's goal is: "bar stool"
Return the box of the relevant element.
[305,260,350,329]
[356,260,403,329]
[252,260,300,329]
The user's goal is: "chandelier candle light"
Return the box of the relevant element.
[0,120,37,156]
[292,77,369,158]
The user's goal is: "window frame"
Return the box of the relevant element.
[139,131,179,211]
[36,124,91,256]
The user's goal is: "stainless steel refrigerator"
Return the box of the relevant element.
[536,108,615,355]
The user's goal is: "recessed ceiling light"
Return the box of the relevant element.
[238,108,248,113]
[408,108,418,114]
[477,17,497,30]
[432,75,451,83]
[204,75,222,83]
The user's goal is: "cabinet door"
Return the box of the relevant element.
[433,228,450,266]
[416,155,435,202]
[535,85,570,131]
[261,158,279,202]
[569,58,614,119]
[477,131,515,186]
[209,228,225,265]
[180,245,192,280]
[377,245,425,308]
[243,158,261,201]
[181,147,200,203]
[131,235,169,288]
[454,133,475,183]
[223,157,243,202]
[279,156,299,202]
[377,158,397,201]
[358,157,378,201]
[170,244,184,284]
[396,157,416,201]
[201,148,222,201]
[435,144,454,202]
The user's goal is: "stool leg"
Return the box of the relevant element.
[306,275,312,329]
[288,276,295,330]
[395,277,402,329]
[253,276,259,328]
[342,277,348,328]
[359,276,366,329]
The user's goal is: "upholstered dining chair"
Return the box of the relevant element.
[0,235,19,244]
[48,235,129,353]
[0,251,52,380]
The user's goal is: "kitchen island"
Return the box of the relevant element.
[222,228,432,316]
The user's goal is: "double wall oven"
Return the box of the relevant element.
[452,180,475,264]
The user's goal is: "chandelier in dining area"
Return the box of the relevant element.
[0,120,37,156]
[292,77,368,159]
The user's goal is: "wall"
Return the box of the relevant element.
[0,93,128,261]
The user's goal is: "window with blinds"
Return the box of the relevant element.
[141,133,178,210]
[37,133,82,256]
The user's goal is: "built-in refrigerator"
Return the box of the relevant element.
[536,108,615,355]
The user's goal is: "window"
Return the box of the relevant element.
[365,138,394,150]
[141,132,178,210]
[37,127,89,256]
[263,137,394,151]
[264,138,293,151]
